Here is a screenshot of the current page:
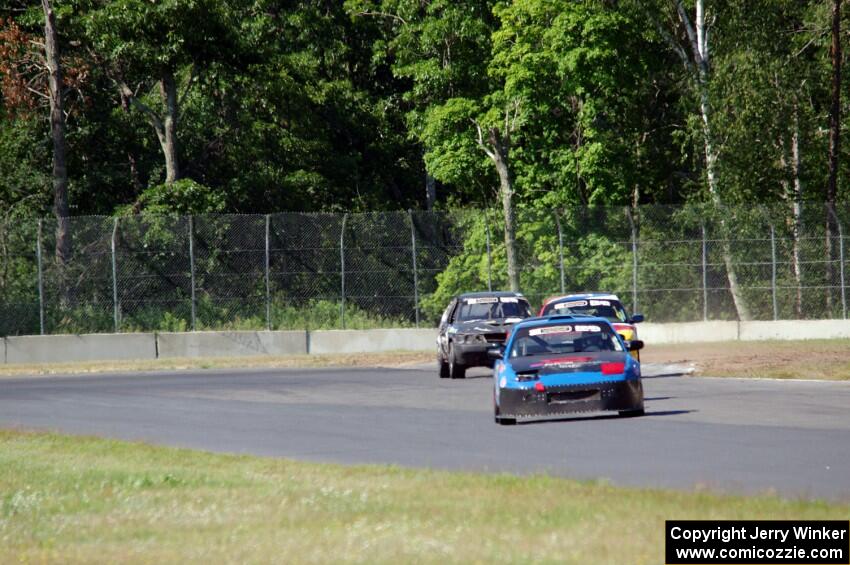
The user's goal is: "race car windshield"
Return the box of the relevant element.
[509,324,623,358]
[456,299,531,322]
[542,299,627,322]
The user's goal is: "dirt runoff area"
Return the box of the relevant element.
[0,351,435,378]
[641,339,850,380]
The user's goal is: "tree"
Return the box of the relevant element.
[85,0,237,185]
[654,0,752,320]
[0,5,84,262]
[825,0,841,311]
[41,0,70,264]
[473,99,522,290]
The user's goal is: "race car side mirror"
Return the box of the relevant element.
[487,346,504,359]
[626,340,644,352]
[630,313,644,323]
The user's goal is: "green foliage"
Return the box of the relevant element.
[125,179,228,215]
[5,0,850,332]
[84,0,236,73]
[420,207,632,318]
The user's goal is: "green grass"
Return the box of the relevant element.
[0,431,847,563]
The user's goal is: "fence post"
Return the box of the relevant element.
[555,211,565,294]
[340,213,347,329]
[111,217,120,332]
[829,207,847,319]
[265,214,271,331]
[770,224,778,321]
[409,210,420,328]
[702,223,708,321]
[841,225,847,320]
[37,219,45,335]
[627,207,638,313]
[188,216,196,331]
[485,213,493,291]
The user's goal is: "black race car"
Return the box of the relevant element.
[436,291,533,379]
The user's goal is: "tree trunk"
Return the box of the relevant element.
[780,106,805,319]
[686,0,751,320]
[424,150,436,210]
[489,128,520,292]
[698,70,750,320]
[159,68,180,183]
[790,106,804,318]
[826,0,841,313]
[41,0,71,265]
[425,173,436,210]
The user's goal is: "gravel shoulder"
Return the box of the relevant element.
[641,339,850,380]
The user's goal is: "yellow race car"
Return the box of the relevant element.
[538,293,645,359]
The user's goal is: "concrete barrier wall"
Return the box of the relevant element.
[738,319,850,341]
[638,321,739,344]
[4,320,850,364]
[5,333,157,364]
[308,328,438,354]
[156,331,308,359]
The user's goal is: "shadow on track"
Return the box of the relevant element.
[515,409,694,425]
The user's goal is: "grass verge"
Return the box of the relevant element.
[0,351,434,378]
[0,430,847,563]
[642,339,850,381]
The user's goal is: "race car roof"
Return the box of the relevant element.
[512,314,613,331]
[458,291,526,299]
[546,292,621,303]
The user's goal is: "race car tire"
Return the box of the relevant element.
[495,415,516,425]
[619,408,645,417]
[448,343,466,379]
[493,396,515,425]
[438,355,450,379]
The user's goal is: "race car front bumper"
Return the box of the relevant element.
[497,379,644,419]
[453,342,498,368]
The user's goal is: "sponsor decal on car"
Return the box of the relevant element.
[531,356,594,368]
[589,299,611,306]
[528,324,601,336]
[529,325,574,336]
[464,297,499,304]
[465,296,520,304]
[554,300,587,309]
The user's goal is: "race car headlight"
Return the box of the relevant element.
[455,334,486,344]
[515,371,539,382]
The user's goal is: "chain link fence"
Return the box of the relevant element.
[0,202,848,336]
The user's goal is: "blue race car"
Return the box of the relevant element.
[490,315,645,425]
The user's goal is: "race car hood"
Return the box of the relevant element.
[451,318,524,334]
[509,351,629,375]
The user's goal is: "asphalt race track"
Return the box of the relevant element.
[2,364,849,501]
